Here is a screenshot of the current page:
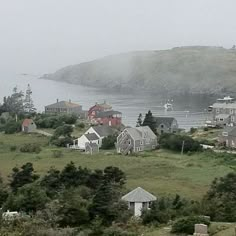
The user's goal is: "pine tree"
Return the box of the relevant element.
[136,113,143,127]
[142,110,157,134]
[24,84,36,113]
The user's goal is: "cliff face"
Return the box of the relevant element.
[42,46,236,95]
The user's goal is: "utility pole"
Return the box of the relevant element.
[181,140,185,155]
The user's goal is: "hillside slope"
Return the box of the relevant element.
[42,46,236,95]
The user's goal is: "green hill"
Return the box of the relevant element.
[43,46,236,95]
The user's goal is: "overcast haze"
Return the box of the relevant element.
[1,0,236,77]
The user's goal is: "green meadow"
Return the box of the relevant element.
[0,132,234,201]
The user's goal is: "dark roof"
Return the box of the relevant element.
[122,187,157,202]
[85,142,99,148]
[45,101,81,109]
[92,125,114,137]
[153,116,176,127]
[96,110,122,118]
[84,133,99,141]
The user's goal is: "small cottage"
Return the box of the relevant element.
[116,126,157,155]
[219,126,236,148]
[153,116,178,135]
[22,119,37,133]
[72,125,115,150]
[121,187,157,217]
[85,142,99,154]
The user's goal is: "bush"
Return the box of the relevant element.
[171,216,210,235]
[10,145,17,152]
[159,133,202,153]
[204,127,209,131]
[101,135,117,150]
[190,127,197,134]
[20,143,42,153]
[77,122,85,128]
[52,150,63,158]
[4,121,21,134]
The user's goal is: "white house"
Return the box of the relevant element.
[71,125,114,150]
[121,187,157,217]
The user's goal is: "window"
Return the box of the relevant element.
[231,116,235,122]
[222,132,228,136]
[140,140,143,145]
[230,109,234,114]
[161,124,164,128]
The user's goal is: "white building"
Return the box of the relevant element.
[71,125,114,150]
[121,187,157,217]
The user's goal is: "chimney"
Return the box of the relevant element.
[56,99,59,103]
[69,99,71,103]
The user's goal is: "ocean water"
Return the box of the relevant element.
[0,75,211,130]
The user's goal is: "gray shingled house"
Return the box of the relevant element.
[45,99,82,115]
[116,126,157,155]
[121,187,157,217]
[219,126,236,148]
[153,116,178,135]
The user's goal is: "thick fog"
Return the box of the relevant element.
[0,0,236,77]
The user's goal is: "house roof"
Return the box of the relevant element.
[84,133,99,141]
[92,125,114,137]
[122,187,157,202]
[223,126,236,137]
[85,142,99,149]
[45,101,81,109]
[153,116,176,127]
[125,126,156,140]
[95,110,122,118]
[22,119,35,127]
[96,101,112,110]
[212,102,236,109]
[215,114,230,119]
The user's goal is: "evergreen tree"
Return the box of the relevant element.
[10,162,39,192]
[136,113,143,127]
[24,84,36,113]
[142,110,157,134]
[89,180,117,225]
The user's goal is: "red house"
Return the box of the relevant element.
[88,102,122,126]
[88,101,112,120]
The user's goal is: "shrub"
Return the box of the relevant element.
[77,122,85,128]
[10,145,17,152]
[204,127,209,131]
[171,216,210,235]
[159,133,202,153]
[190,127,197,134]
[52,150,63,158]
[20,143,42,153]
[101,135,117,150]
[4,121,21,134]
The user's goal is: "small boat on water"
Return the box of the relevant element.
[164,102,173,111]
[217,96,234,103]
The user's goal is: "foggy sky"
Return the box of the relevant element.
[1,0,236,77]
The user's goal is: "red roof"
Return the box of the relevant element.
[22,119,34,127]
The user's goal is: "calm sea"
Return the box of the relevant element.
[1,75,213,130]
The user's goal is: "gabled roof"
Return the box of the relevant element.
[223,126,236,137]
[122,187,157,202]
[215,114,230,119]
[22,119,35,127]
[92,125,114,137]
[84,133,99,141]
[96,110,122,118]
[45,101,81,109]
[85,142,99,149]
[97,101,112,110]
[153,116,176,127]
[125,126,156,140]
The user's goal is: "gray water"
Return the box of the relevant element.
[1,75,212,130]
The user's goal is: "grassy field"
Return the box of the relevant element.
[0,132,234,201]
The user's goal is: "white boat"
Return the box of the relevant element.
[217,96,234,103]
[164,102,173,111]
